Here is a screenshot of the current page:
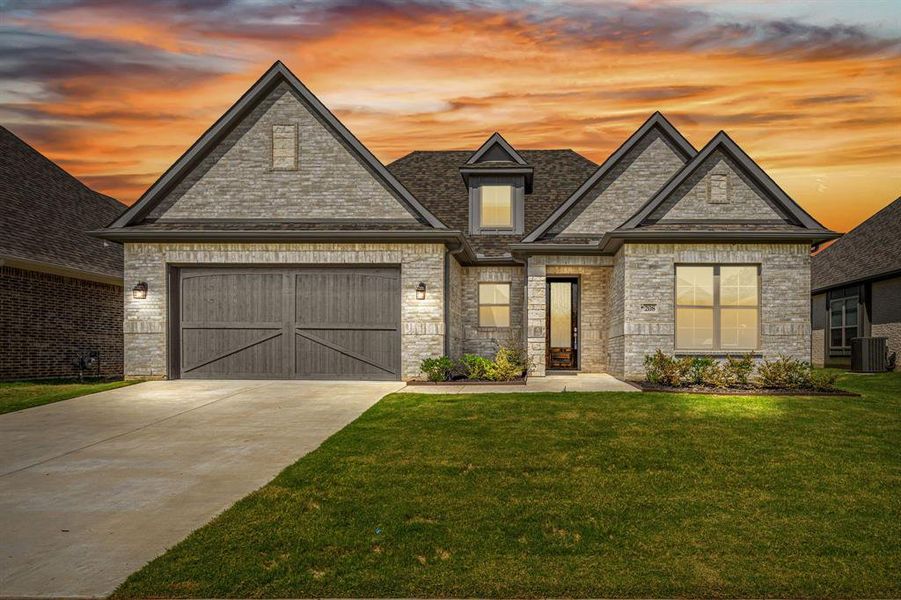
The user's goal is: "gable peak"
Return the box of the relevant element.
[466,132,528,165]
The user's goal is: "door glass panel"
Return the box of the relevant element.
[549,282,572,348]
[676,266,714,306]
[676,307,714,349]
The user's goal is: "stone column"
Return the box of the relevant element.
[526,256,547,376]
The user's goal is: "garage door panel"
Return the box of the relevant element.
[181,272,284,323]
[295,329,400,380]
[181,328,286,378]
[179,267,400,380]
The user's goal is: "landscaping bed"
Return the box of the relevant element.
[406,376,527,386]
[632,381,859,396]
[416,344,530,384]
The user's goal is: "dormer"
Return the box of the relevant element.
[460,133,533,235]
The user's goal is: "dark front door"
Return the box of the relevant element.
[176,267,401,380]
[546,278,579,370]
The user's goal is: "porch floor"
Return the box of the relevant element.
[403,373,639,394]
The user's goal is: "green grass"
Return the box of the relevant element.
[0,378,136,415]
[115,371,900,598]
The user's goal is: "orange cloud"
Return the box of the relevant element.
[2,1,898,233]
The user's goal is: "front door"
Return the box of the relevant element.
[546,278,579,370]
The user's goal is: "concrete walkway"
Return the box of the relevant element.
[403,373,639,394]
[0,379,403,598]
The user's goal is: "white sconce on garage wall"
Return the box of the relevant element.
[132,282,148,300]
[416,282,427,300]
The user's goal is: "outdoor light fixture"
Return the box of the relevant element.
[132,282,148,300]
[416,282,427,300]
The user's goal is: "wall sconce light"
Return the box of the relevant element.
[416,282,427,300]
[132,282,148,300]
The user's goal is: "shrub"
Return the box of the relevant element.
[491,346,526,381]
[723,354,755,387]
[460,354,494,381]
[809,369,839,391]
[420,356,454,382]
[756,355,812,389]
[699,362,730,388]
[643,350,692,387]
[688,357,717,386]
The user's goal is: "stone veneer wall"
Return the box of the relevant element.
[123,242,445,380]
[459,265,525,357]
[811,329,825,367]
[447,256,464,359]
[526,256,614,376]
[1,266,123,380]
[607,250,626,378]
[613,242,811,379]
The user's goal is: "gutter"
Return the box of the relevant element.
[0,254,123,286]
[597,229,841,253]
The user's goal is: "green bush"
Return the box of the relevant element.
[491,347,526,381]
[420,356,454,382]
[643,350,693,387]
[723,354,755,387]
[809,369,839,391]
[756,355,812,389]
[460,354,494,381]
[688,357,717,386]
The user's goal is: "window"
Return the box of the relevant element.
[479,282,511,327]
[829,296,859,356]
[675,265,759,351]
[480,185,513,229]
[272,124,297,169]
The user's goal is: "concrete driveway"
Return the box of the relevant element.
[0,379,402,598]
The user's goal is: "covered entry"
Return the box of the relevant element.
[173,267,401,380]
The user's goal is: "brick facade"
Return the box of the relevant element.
[456,265,525,358]
[149,82,416,222]
[1,266,123,380]
[123,242,445,380]
[611,243,811,379]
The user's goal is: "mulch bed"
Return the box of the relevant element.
[406,376,527,386]
[631,381,860,397]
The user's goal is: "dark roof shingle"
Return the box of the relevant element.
[0,126,125,279]
[388,149,597,257]
[811,197,901,291]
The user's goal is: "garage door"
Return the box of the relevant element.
[176,267,401,380]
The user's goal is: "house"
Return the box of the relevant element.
[811,197,900,370]
[1,126,125,380]
[95,61,837,381]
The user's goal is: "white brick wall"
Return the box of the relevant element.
[123,242,445,380]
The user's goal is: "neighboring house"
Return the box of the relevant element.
[95,61,837,381]
[1,126,126,380]
[810,198,901,370]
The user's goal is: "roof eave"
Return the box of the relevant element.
[598,229,840,252]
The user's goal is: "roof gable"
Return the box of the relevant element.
[619,132,825,230]
[521,112,696,243]
[110,61,445,229]
[466,132,528,165]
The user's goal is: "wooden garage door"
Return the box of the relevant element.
[177,267,401,380]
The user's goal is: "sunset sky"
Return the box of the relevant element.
[2,0,899,233]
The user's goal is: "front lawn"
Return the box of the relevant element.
[116,371,900,598]
[0,378,136,415]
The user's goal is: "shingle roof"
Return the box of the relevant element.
[0,125,125,279]
[388,149,597,257]
[811,197,901,292]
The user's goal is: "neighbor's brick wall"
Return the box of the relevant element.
[459,265,524,358]
[556,131,685,236]
[651,150,782,222]
[123,242,445,380]
[149,81,415,222]
[612,243,810,379]
[526,256,614,376]
[0,266,122,380]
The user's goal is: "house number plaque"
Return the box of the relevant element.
[640,303,658,313]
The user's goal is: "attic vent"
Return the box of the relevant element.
[707,173,729,204]
[272,124,297,170]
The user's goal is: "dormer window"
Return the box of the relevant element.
[480,184,513,228]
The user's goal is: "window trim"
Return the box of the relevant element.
[674,264,761,352]
[468,176,525,235]
[828,295,859,356]
[478,281,512,328]
[271,123,298,171]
